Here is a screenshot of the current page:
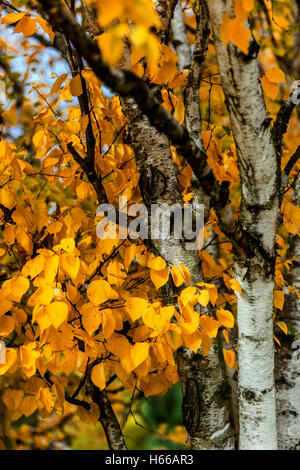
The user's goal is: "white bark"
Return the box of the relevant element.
[275,176,300,450]
[236,275,277,449]
[208,0,279,449]
[171,1,191,70]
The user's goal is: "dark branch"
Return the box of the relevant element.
[272,83,300,157]
[283,145,300,177]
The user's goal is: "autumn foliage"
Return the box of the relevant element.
[0,0,299,450]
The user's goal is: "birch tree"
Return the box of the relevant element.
[0,0,299,451]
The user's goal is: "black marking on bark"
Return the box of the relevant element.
[182,378,201,436]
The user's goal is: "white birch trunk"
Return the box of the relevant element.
[208,0,279,449]
[171,1,191,70]
[275,176,300,450]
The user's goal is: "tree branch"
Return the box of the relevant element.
[92,386,127,450]
[37,0,244,254]
[283,145,300,177]
[272,83,300,158]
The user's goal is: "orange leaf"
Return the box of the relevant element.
[276,321,288,335]
[261,76,279,100]
[265,67,286,83]
[216,309,234,328]
[70,74,83,97]
[87,280,111,306]
[171,265,184,287]
[148,256,166,271]
[223,349,236,368]
[130,342,149,368]
[199,315,220,338]
[150,267,169,289]
[274,290,284,310]
[126,297,148,322]
[46,302,69,328]
[91,363,106,390]
[1,12,26,24]
[14,16,37,37]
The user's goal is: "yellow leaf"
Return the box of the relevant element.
[130,342,149,368]
[241,0,254,12]
[14,15,36,37]
[126,297,148,322]
[197,282,218,306]
[283,201,300,235]
[216,309,234,328]
[197,289,210,307]
[107,260,126,287]
[38,286,54,305]
[124,244,136,272]
[20,396,37,417]
[171,265,184,287]
[223,349,236,368]
[106,334,130,357]
[276,321,288,335]
[261,76,279,100]
[274,290,284,310]
[199,251,222,278]
[35,15,54,43]
[199,315,220,338]
[70,74,83,97]
[47,220,63,234]
[223,329,230,345]
[82,304,102,335]
[0,348,17,375]
[44,255,59,282]
[174,100,185,124]
[51,73,69,94]
[2,277,29,303]
[265,67,286,83]
[3,225,15,246]
[221,14,251,54]
[148,256,166,271]
[61,253,80,280]
[32,130,45,149]
[178,264,191,286]
[91,362,106,390]
[22,255,45,279]
[150,267,169,289]
[3,389,24,410]
[166,324,183,350]
[0,316,15,336]
[87,280,112,306]
[1,12,26,24]
[229,279,242,293]
[76,181,90,200]
[274,334,281,347]
[184,329,202,353]
[180,287,196,306]
[60,238,75,253]
[199,331,212,355]
[46,301,69,328]
[39,388,54,414]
